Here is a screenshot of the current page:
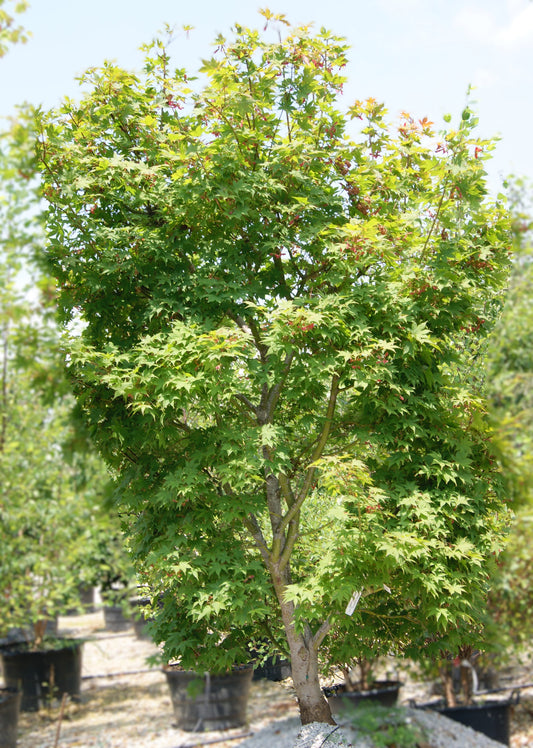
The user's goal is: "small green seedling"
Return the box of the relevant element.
[341,702,427,748]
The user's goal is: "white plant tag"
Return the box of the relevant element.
[345,590,362,616]
[383,584,391,594]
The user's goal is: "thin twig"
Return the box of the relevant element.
[420,174,449,264]
[53,692,68,748]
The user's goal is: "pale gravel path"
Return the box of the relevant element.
[7,610,532,747]
[238,709,507,747]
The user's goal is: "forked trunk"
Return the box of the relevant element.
[274,575,334,725]
[289,635,335,725]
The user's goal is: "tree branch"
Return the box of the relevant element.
[242,513,271,566]
[229,311,269,364]
[279,373,340,535]
[421,172,450,264]
[278,471,295,508]
[233,392,258,416]
[265,469,283,554]
[312,618,331,650]
[278,514,299,571]
[262,350,295,423]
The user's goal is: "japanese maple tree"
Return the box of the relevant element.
[37,13,512,724]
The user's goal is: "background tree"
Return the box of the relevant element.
[0,0,29,59]
[486,178,533,496]
[37,14,512,724]
[482,178,533,658]
[0,116,116,645]
[1,0,127,647]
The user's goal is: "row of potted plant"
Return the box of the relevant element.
[1,610,518,744]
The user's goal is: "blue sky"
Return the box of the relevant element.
[1,0,532,194]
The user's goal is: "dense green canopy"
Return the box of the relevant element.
[37,14,512,723]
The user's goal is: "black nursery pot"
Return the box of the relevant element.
[252,653,291,682]
[102,604,131,632]
[426,698,515,746]
[0,688,21,748]
[130,597,153,640]
[67,585,96,615]
[0,639,83,712]
[164,665,253,731]
[324,680,402,714]
[79,585,96,613]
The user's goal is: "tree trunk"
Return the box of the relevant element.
[440,663,457,708]
[288,633,335,724]
[273,569,334,725]
[457,646,474,706]
[460,663,473,706]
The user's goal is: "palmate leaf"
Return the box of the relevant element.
[37,12,512,704]
[408,321,440,349]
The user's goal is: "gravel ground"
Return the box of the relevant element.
[263,712,508,748]
[5,610,533,747]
